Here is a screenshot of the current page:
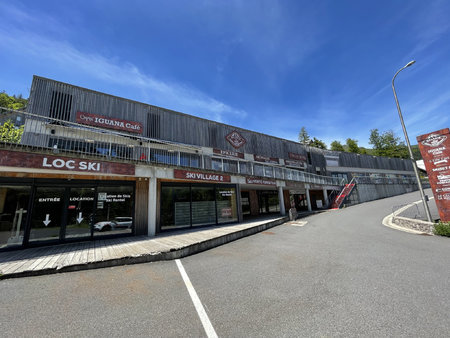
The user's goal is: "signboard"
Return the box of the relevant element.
[225,130,246,149]
[174,169,231,182]
[288,152,307,161]
[417,128,450,221]
[253,155,279,164]
[76,111,143,134]
[213,148,244,159]
[285,159,306,169]
[0,150,135,175]
[245,177,277,186]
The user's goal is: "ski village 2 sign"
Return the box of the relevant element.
[417,128,450,222]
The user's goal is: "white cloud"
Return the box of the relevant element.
[0,3,247,123]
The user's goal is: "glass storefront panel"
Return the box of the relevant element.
[258,190,280,214]
[65,187,95,239]
[29,187,65,243]
[0,185,30,248]
[192,186,216,226]
[94,186,134,236]
[216,187,238,224]
[161,185,191,230]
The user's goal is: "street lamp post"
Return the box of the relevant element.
[392,60,433,222]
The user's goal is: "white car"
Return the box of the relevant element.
[94,217,133,231]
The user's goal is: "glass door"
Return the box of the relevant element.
[65,187,95,239]
[29,187,65,243]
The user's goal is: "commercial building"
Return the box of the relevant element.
[0,76,418,250]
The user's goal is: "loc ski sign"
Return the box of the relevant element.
[417,128,450,222]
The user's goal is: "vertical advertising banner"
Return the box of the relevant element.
[417,128,450,222]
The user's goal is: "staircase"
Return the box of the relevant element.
[331,179,356,209]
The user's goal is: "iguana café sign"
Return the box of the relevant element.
[417,128,450,222]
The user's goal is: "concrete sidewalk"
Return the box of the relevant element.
[0,216,288,280]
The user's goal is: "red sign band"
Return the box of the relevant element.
[76,111,143,134]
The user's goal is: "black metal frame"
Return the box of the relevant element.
[0,177,136,251]
[158,182,238,233]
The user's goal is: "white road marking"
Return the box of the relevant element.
[175,259,218,338]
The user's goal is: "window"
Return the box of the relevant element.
[0,185,31,248]
[254,164,264,177]
[94,186,134,237]
[49,90,72,120]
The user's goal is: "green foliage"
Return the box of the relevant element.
[309,137,327,149]
[368,129,409,158]
[298,126,310,144]
[0,120,24,143]
[433,221,450,237]
[346,138,360,153]
[0,91,27,110]
[330,140,345,151]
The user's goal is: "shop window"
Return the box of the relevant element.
[159,183,238,231]
[212,158,223,171]
[274,167,283,179]
[254,164,264,177]
[151,149,178,165]
[0,185,31,248]
[29,187,65,243]
[94,186,134,236]
[264,166,274,177]
[216,187,238,224]
[161,185,191,230]
[65,187,95,239]
[223,159,238,173]
[192,186,216,226]
[239,162,251,175]
[180,153,200,168]
[258,191,279,214]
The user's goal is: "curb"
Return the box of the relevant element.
[0,217,288,280]
[381,199,434,236]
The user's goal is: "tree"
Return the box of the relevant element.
[0,91,27,110]
[308,137,327,149]
[346,138,360,153]
[0,120,24,143]
[330,140,345,151]
[298,127,310,144]
[369,129,408,158]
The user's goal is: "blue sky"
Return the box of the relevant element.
[1,0,449,147]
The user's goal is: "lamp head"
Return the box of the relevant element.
[405,60,416,68]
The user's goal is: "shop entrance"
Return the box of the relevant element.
[0,179,135,249]
[28,186,96,243]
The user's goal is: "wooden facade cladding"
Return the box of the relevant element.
[135,179,149,235]
[28,76,414,174]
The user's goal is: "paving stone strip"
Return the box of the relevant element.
[0,216,288,279]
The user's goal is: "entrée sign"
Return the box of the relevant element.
[174,169,231,182]
[0,150,135,176]
[417,128,450,222]
[76,111,143,134]
[254,155,279,164]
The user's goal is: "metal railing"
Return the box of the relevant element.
[352,174,417,186]
[0,106,342,186]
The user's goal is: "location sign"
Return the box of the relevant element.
[417,128,450,222]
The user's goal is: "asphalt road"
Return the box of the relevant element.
[1,190,449,337]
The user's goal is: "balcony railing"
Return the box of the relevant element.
[0,107,342,186]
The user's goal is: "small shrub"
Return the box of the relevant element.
[433,221,450,237]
